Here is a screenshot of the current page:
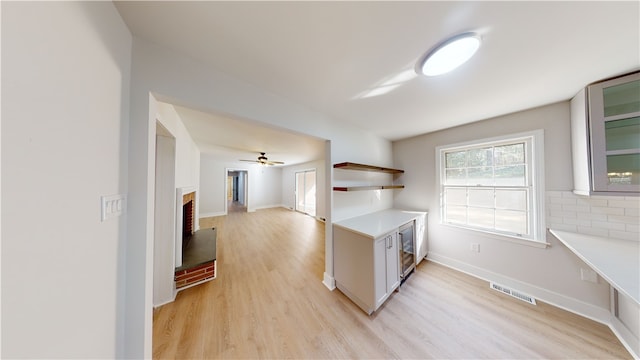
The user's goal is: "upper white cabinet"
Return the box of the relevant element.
[571,71,640,195]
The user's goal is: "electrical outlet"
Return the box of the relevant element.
[580,268,598,283]
[470,243,480,253]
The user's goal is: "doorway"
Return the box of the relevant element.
[226,169,248,213]
[295,169,316,217]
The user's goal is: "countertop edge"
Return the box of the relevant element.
[550,229,639,305]
[333,209,427,239]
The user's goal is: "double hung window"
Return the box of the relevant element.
[438,130,545,243]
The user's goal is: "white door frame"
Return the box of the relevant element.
[153,122,177,307]
[295,168,316,216]
[225,168,249,214]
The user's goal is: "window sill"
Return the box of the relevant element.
[442,223,551,249]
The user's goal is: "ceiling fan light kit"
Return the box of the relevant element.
[240,152,284,166]
[416,32,481,76]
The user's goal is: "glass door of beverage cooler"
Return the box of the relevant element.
[398,221,416,280]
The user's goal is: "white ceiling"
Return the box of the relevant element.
[172,104,325,166]
[116,1,639,164]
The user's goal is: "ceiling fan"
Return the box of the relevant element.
[240,152,284,166]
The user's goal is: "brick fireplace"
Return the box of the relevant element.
[174,187,217,290]
[182,191,195,251]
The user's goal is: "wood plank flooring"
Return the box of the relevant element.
[153,207,631,359]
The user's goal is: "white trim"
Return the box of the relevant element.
[609,312,640,359]
[152,294,177,309]
[441,223,550,248]
[436,129,546,243]
[323,272,336,290]
[427,252,611,324]
[225,167,250,214]
[252,204,286,211]
[199,211,226,218]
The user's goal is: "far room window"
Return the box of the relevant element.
[437,130,545,243]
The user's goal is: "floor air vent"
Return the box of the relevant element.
[490,282,536,305]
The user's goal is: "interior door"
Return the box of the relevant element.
[295,170,316,216]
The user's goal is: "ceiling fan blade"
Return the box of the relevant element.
[239,152,285,165]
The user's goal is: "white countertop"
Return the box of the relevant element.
[550,229,639,305]
[333,209,427,239]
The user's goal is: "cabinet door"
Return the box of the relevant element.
[374,236,388,308]
[589,72,640,193]
[386,232,400,292]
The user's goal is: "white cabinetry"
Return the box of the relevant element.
[334,226,400,315]
[571,71,640,195]
[333,209,427,314]
[374,232,400,309]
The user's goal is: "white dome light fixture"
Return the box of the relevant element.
[416,32,481,76]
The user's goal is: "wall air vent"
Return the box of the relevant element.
[490,282,537,305]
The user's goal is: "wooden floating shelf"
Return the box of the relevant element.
[333,185,405,192]
[333,162,404,174]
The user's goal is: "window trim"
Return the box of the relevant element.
[436,129,548,246]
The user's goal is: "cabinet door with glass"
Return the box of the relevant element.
[588,71,640,193]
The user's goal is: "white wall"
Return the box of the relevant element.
[2,2,131,358]
[392,102,617,321]
[199,156,283,216]
[251,166,283,210]
[281,160,327,219]
[156,102,200,191]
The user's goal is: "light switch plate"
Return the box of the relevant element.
[101,194,126,221]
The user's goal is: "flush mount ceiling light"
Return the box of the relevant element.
[416,32,481,76]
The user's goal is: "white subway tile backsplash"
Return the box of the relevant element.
[590,206,625,216]
[546,191,640,242]
[578,198,608,207]
[608,215,639,224]
[626,223,640,233]
[576,226,609,237]
[549,209,577,219]
[563,217,591,227]
[608,231,639,242]
[626,208,640,217]
[591,220,626,231]
[576,212,607,221]
[562,204,590,213]
[608,199,640,209]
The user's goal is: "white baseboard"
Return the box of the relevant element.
[427,252,611,324]
[153,291,176,309]
[323,272,336,290]
[199,211,225,218]
[610,313,640,359]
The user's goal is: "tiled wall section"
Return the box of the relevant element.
[547,191,640,242]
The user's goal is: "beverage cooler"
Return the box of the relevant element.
[398,221,416,280]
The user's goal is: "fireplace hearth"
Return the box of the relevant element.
[175,188,217,290]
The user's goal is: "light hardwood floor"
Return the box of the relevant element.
[153,207,631,359]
